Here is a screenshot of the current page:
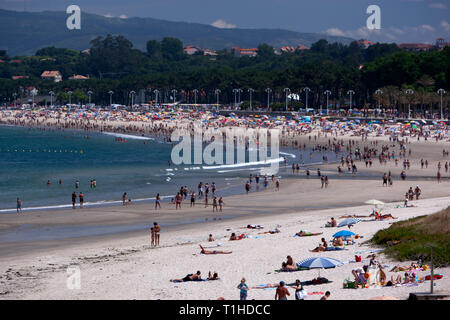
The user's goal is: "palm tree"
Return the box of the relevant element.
[417,75,435,116]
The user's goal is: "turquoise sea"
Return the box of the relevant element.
[0,125,339,213]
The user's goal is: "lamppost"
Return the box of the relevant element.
[405,89,414,119]
[347,90,355,114]
[193,89,199,105]
[283,88,290,111]
[303,87,311,110]
[129,90,136,108]
[13,93,17,108]
[68,91,73,105]
[265,88,272,111]
[87,90,93,106]
[108,90,114,107]
[49,91,54,107]
[324,90,331,115]
[238,88,243,107]
[232,88,239,108]
[375,89,383,116]
[153,89,159,106]
[248,88,254,110]
[214,89,221,109]
[171,89,177,104]
[31,88,37,108]
[437,89,446,120]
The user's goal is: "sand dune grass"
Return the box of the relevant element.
[371,207,450,267]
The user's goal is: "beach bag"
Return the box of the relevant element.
[355,255,362,262]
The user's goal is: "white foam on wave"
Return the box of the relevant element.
[203,157,284,170]
[280,151,296,158]
[102,132,154,141]
[0,195,175,213]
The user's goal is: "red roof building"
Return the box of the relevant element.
[68,74,89,80]
[398,43,434,52]
[41,71,62,82]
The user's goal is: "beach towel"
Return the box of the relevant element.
[326,246,346,251]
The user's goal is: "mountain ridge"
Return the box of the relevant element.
[0,9,354,56]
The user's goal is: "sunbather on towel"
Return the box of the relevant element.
[258,227,280,235]
[295,230,322,237]
[199,244,232,254]
[170,270,202,282]
[229,233,245,241]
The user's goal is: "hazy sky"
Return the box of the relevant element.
[1,0,449,43]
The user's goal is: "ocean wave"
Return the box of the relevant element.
[202,157,284,170]
[102,132,154,141]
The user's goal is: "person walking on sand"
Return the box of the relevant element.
[237,278,249,300]
[275,179,280,191]
[190,192,196,207]
[275,281,290,300]
[175,193,182,209]
[218,197,224,211]
[16,198,22,213]
[72,192,77,209]
[150,227,155,247]
[212,196,218,212]
[155,193,161,210]
[79,192,84,208]
[437,170,441,183]
[204,193,209,208]
[153,222,160,246]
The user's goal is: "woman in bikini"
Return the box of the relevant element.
[199,244,232,254]
[295,230,322,237]
[155,193,161,210]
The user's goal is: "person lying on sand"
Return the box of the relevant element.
[339,214,370,218]
[170,270,202,282]
[385,275,402,286]
[370,212,398,220]
[199,244,232,254]
[258,227,280,235]
[295,230,323,237]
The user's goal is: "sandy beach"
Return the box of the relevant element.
[1,110,449,300]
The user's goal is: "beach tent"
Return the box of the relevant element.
[338,218,361,228]
[332,230,355,238]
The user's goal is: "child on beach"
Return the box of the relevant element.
[237,278,249,300]
[218,197,224,211]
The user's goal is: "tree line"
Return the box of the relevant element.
[0,35,448,113]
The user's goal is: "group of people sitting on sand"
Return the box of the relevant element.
[280,255,298,272]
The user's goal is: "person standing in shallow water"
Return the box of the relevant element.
[16,198,22,213]
[72,192,77,209]
[79,192,84,208]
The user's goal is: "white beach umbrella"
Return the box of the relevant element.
[364,199,384,205]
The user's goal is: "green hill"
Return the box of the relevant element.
[0,9,354,56]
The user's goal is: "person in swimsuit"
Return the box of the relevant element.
[153,222,160,246]
[199,244,232,254]
[170,271,201,282]
[212,196,218,212]
[150,227,155,246]
[72,192,77,209]
[218,197,224,211]
[155,193,161,209]
[275,281,290,300]
[295,230,322,237]
[190,192,196,207]
[122,192,127,205]
[16,198,22,213]
[79,192,84,208]
[207,271,220,280]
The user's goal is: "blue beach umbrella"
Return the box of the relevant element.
[333,230,355,238]
[296,257,344,277]
[338,218,361,228]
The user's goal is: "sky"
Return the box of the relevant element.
[1,0,449,43]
